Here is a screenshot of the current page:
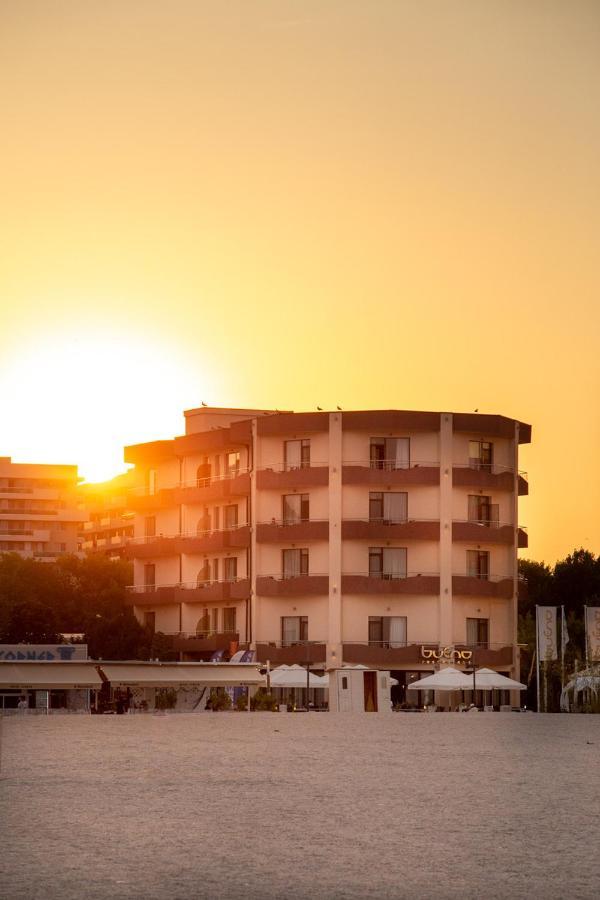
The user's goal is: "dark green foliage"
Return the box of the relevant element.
[208,688,232,711]
[250,687,278,711]
[0,553,150,659]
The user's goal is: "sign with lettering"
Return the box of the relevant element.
[537,607,557,661]
[421,646,473,663]
[0,644,88,661]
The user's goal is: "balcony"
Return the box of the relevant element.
[125,578,251,606]
[452,464,528,495]
[342,642,440,668]
[342,460,440,487]
[342,519,439,541]
[341,573,440,595]
[256,574,329,597]
[452,574,514,599]
[171,471,250,505]
[257,464,329,490]
[168,631,240,654]
[124,525,251,559]
[452,520,525,546]
[175,578,250,603]
[454,643,514,667]
[255,641,327,665]
[256,519,329,543]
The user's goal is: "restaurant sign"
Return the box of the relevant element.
[0,644,88,661]
[421,646,473,664]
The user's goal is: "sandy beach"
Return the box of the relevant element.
[1,712,599,900]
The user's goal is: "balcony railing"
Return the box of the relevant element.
[127,576,248,593]
[256,519,329,542]
[255,640,327,665]
[126,523,249,545]
[256,574,329,596]
[128,467,250,497]
[342,460,440,486]
[452,464,528,495]
[342,518,439,541]
[256,464,329,489]
[341,572,440,595]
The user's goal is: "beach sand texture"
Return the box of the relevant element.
[1,712,599,900]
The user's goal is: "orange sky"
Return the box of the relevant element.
[0,1,598,565]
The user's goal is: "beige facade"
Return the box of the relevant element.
[123,407,530,696]
[0,456,81,559]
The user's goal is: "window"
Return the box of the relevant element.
[282,494,309,524]
[223,607,236,633]
[196,458,211,487]
[224,505,238,529]
[224,557,238,582]
[466,617,489,648]
[211,608,219,632]
[197,609,210,636]
[226,451,240,477]
[143,611,156,632]
[197,508,211,534]
[211,558,219,582]
[284,439,310,470]
[469,440,493,472]
[197,561,211,584]
[281,616,308,645]
[467,495,498,526]
[282,548,309,578]
[342,676,348,690]
[368,616,407,647]
[467,550,489,579]
[144,564,156,590]
[144,516,156,538]
[370,437,410,470]
[369,492,407,523]
[147,469,157,496]
[213,507,220,531]
[369,547,407,579]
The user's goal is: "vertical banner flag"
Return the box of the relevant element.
[561,607,570,657]
[585,607,600,663]
[537,606,558,661]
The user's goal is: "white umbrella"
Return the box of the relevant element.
[473,668,526,691]
[407,666,472,692]
[270,664,326,689]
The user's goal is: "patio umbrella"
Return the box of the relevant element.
[270,665,327,689]
[473,668,526,691]
[406,666,473,692]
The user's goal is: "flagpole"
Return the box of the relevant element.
[584,605,588,668]
[561,605,565,694]
[535,605,541,713]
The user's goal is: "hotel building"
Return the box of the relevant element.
[0,457,82,559]
[124,407,530,696]
[77,471,138,560]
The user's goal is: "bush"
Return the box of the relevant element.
[250,688,278,712]
[155,688,177,710]
[236,692,250,711]
[208,688,232,711]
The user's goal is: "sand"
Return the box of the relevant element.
[1,712,599,900]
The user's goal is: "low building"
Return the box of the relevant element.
[0,456,82,560]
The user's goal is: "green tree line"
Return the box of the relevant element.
[519,549,600,710]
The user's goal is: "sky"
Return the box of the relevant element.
[0,0,598,565]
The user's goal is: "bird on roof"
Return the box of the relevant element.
[337,406,342,410]
[201,401,207,407]
[317,406,323,411]
[474,408,478,413]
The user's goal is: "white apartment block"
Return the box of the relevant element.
[124,407,530,699]
[0,456,81,559]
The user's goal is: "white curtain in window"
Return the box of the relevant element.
[388,438,410,469]
[384,492,407,523]
[283,549,301,577]
[388,616,407,648]
[383,548,407,578]
[466,618,479,645]
[285,441,301,470]
[283,495,301,524]
[282,617,300,643]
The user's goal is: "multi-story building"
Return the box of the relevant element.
[0,456,82,559]
[124,407,530,700]
[77,471,138,560]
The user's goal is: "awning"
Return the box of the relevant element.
[0,662,102,690]
[407,666,473,691]
[270,664,327,689]
[99,662,265,688]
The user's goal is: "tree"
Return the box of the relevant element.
[2,600,60,643]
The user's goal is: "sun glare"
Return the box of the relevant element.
[0,330,214,483]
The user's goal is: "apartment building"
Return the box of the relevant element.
[0,456,82,559]
[77,471,138,560]
[124,407,530,697]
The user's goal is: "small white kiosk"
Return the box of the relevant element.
[328,666,392,713]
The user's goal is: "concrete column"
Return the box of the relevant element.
[250,418,258,649]
[512,421,521,684]
[439,413,454,648]
[327,413,343,668]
